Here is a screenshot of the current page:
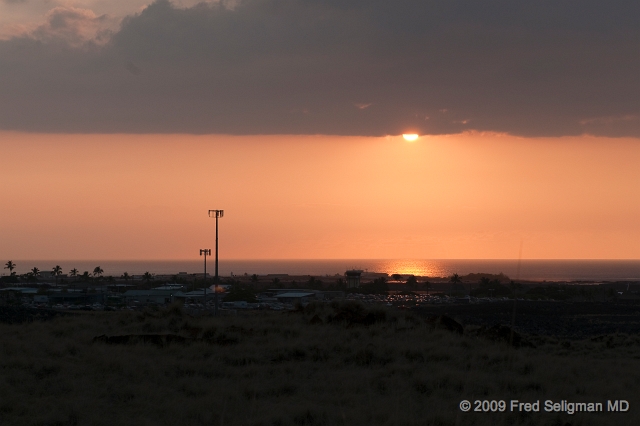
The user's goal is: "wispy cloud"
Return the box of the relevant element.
[29,7,117,46]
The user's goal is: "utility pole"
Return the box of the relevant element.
[200,249,211,308]
[208,210,224,315]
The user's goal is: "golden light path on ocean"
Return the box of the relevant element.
[375,260,446,278]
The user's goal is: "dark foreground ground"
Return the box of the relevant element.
[5,299,640,338]
[413,300,640,339]
[1,302,638,426]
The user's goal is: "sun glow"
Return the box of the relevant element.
[379,260,445,278]
[402,134,419,141]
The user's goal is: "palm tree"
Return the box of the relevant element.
[81,271,91,282]
[93,266,104,278]
[449,273,460,296]
[31,267,40,281]
[142,272,154,283]
[68,268,78,293]
[52,265,62,286]
[4,260,16,275]
[121,272,130,293]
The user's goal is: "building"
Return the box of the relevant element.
[0,287,38,294]
[182,289,216,301]
[223,301,249,309]
[275,292,317,305]
[153,284,185,291]
[345,270,363,288]
[49,292,104,305]
[265,289,344,300]
[122,290,186,305]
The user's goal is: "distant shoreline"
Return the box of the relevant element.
[3,259,640,282]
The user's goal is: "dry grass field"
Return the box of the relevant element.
[1,302,638,426]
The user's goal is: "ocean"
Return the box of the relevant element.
[6,259,640,282]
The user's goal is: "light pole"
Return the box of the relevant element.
[208,209,224,315]
[200,249,211,307]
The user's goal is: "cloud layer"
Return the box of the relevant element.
[0,0,638,136]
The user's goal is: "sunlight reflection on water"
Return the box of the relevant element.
[375,259,446,277]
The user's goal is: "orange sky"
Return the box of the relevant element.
[1,132,639,260]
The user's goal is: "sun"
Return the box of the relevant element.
[402,134,419,141]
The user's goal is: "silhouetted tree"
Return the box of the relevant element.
[330,278,347,291]
[356,277,388,294]
[4,260,16,275]
[31,267,40,277]
[251,274,259,282]
[308,276,324,289]
[224,283,257,303]
[52,265,62,286]
[93,266,104,278]
[69,268,78,281]
[449,273,460,296]
[121,272,130,283]
[473,276,510,297]
[142,272,154,283]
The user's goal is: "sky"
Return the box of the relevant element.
[1,1,639,261]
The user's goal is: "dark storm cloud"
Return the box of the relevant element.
[0,0,638,136]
